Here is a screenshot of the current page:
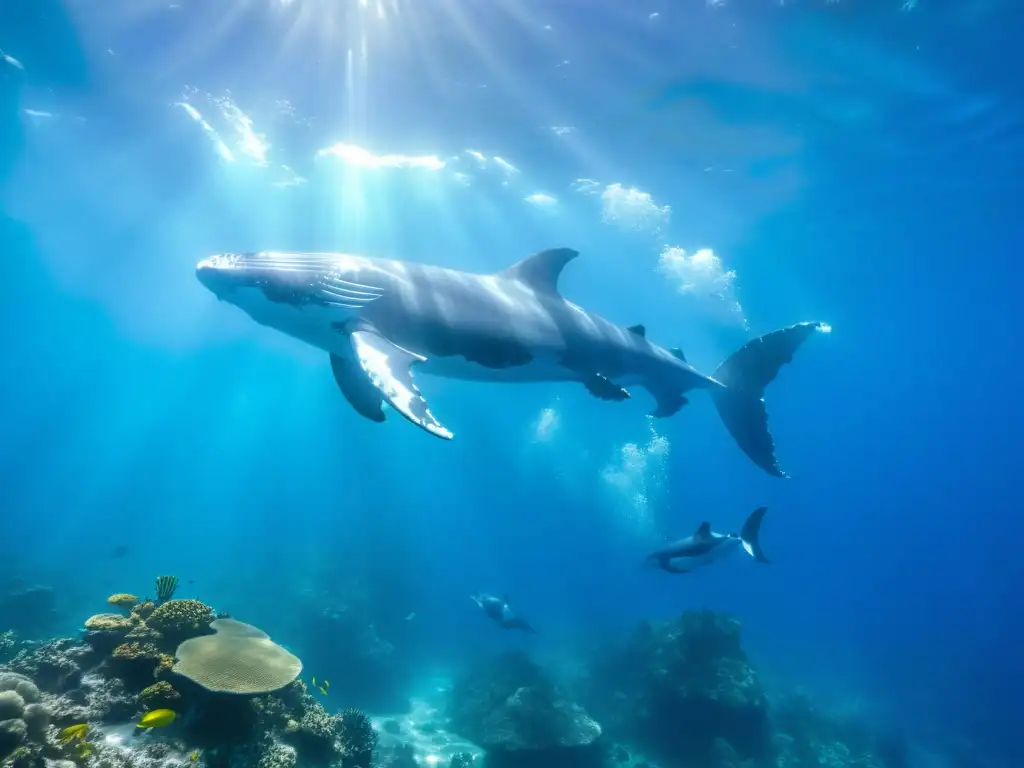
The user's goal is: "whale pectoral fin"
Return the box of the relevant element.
[648,387,689,418]
[349,329,454,440]
[330,354,386,423]
[584,373,630,401]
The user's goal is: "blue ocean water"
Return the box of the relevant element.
[2,0,1022,766]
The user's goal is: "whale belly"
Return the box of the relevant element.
[414,351,579,383]
[668,541,739,572]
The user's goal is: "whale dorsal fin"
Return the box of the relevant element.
[627,324,646,337]
[694,522,712,538]
[670,347,686,362]
[501,248,579,294]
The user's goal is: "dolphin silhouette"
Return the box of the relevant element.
[471,593,536,633]
[196,248,828,476]
[646,507,771,575]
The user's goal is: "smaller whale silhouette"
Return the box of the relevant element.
[471,593,536,633]
[646,507,770,574]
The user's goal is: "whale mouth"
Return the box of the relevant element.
[196,253,244,298]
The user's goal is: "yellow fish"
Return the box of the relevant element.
[58,723,89,744]
[323,680,330,690]
[318,686,328,695]
[189,751,200,763]
[137,709,177,728]
[74,742,95,758]
[311,676,316,687]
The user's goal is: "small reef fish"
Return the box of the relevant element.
[311,676,316,687]
[137,709,177,728]
[58,724,89,744]
[404,612,416,621]
[318,686,328,695]
[73,742,95,758]
[190,750,200,762]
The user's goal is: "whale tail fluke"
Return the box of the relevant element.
[709,321,828,478]
[739,507,770,563]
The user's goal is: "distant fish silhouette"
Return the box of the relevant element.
[110,545,129,559]
[471,593,537,633]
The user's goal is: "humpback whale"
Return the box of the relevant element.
[196,248,828,476]
[471,593,536,633]
[646,507,771,574]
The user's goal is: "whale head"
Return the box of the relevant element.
[196,251,387,334]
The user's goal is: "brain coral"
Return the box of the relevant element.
[146,600,215,643]
[172,619,302,695]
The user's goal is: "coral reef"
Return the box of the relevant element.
[295,582,412,712]
[106,595,139,611]
[448,651,602,768]
[0,589,376,768]
[337,708,378,768]
[0,672,50,764]
[154,576,178,604]
[172,620,301,695]
[769,690,907,768]
[582,609,771,766]
[137,682,180,711]
[145,600,214,646]
[0,633,22,665]
[577,609,910,768]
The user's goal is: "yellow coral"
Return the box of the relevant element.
[112,642,161,661]
[107,594,139,609]
[84,614,133,633]
[157,654,175,673]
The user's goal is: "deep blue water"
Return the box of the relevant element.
[2,0,1023,765]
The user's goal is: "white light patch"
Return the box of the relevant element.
[318,143,446,171]
[600,183,671,233]
[532,407,560,443]
[272,165,307,188]
[492,156,519,175]
[550,125,575,136]
[657,246,746,327]
[572,178,602,195]
[1,49,24,70]
[525,192,558,207]
[465,149,487,165]
[177,102,235,162]
[213,95,269,166]
[817,322,833,334]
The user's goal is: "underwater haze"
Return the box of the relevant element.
[2,1,1023,768]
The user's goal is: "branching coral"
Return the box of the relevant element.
[337,708,377,768]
